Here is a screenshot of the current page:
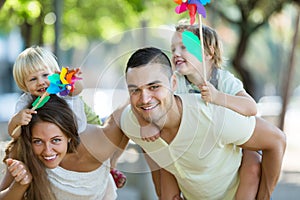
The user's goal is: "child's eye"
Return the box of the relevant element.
[181,45,186,50]
[43,73,50,78]
[171,48,175,53]
[29,77,37,82]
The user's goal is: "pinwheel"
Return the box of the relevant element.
[173,0,211,82]
[174,0,209,25]
[11,67,82,137]
[47,67,82,96]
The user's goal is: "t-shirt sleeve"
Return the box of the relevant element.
[15,93,33,113]
[218,70,245,95]
[80,97,102,125]
[211,105,256,145]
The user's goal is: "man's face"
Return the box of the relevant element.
[126,63,175,125]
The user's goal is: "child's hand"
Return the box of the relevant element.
[140,124,160,142]
[14,109,37,126]
[199,81,219,104]
[71,67,82,78]
[55,67,82,78]
[6,158,32,185]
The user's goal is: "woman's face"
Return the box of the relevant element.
[31,121,69,169]
[171,32,202,75]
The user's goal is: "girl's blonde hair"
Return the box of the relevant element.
[175,21,224,68]
[13,46,60,92]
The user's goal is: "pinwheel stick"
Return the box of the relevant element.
[11,92,50,138]
[197,14,209,106]
[198,14,206,83]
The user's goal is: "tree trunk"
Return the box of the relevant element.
[232,28,257,100]
[279,8,300,130]
[0,0,5,9]
[21,22,33,48]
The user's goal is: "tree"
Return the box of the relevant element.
[0,0,188,50]
[210,0,298,100]
[0,1,55,47]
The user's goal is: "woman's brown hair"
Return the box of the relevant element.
[4,95,80,199]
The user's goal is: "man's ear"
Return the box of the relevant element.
[171,73,177,92]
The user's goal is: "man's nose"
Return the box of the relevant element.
[140,90,152,103]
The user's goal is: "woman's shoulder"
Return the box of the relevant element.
[61,142,102,172]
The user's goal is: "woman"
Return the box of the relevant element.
[0,95,118,200]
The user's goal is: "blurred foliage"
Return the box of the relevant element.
[207,0,299,99]
[0,0,299,100]
[0,0,181,48]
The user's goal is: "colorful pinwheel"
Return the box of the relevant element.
[174,0,210,25]
[47,67,82,96]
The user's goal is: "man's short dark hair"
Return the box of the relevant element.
[125,47,172,76]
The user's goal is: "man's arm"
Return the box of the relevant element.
[240,117,286,200]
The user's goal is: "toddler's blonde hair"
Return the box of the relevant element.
[13,46,60,92]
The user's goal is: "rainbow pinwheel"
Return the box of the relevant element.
[47,67,82,96]
[174,0,210,25]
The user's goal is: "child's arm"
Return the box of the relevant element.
[8,109,37,139]
[200,82,257,116]
[83,100,102,125]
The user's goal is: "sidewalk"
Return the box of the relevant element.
[273,171,300,200]
[272,110,300,200]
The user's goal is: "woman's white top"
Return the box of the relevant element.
[46,159,117,200]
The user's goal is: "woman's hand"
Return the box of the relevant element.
[6,158,32,185]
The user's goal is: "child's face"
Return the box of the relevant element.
[24,69,52,96]
[171,32,202,76]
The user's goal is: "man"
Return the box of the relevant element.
[81,47,286,199]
